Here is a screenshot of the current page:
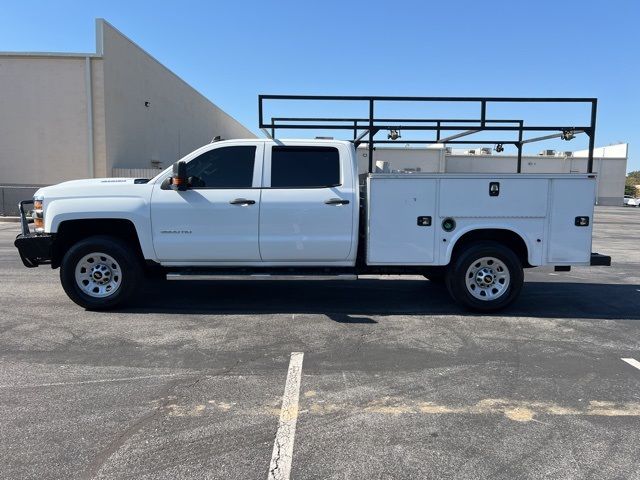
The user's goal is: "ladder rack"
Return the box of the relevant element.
[258,95,598,174]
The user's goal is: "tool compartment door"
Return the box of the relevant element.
[439,178,548,218]
[547,178,596,264]
[367,177,437,264]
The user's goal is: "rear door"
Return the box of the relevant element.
[259,143,355,262]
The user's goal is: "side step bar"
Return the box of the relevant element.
[167,273,358,281]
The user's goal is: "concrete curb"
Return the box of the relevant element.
[0,217,21,223]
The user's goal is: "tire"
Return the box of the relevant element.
[445,241,523,312]
[60,235,142,310]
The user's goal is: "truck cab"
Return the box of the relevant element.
[150,139,359,266]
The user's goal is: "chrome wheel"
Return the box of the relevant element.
[465,256,510,301]
[74,252,122,298]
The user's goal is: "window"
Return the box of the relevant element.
[186,146,256,188]
[271,146,340,188]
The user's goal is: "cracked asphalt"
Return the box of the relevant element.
[1,206,640,479]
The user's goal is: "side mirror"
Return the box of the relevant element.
[170,161,188,191]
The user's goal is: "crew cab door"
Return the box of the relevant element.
[259,143,356,262]
[150,142,263,262]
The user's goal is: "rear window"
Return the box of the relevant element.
[271,146,340,188]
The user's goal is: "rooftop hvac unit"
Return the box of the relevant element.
[564,151,573,157]
[445,147,452,154]
[467,149,477,155]
[480,147,492,155]
[539,149,556,156]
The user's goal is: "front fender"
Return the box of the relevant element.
[45,197,154,259]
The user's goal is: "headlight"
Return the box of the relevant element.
[33,195,44,233]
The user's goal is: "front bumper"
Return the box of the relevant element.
[14,233,54,267]
[14,199,53,268]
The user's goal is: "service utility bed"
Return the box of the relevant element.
[367,173,596,266]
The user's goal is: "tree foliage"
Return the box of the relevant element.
[626,171,640,197]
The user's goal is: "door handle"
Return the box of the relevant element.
[230,198,256,205]
[324,198,350,206]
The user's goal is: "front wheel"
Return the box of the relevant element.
[60,235,142,310]
[445,241,523,312]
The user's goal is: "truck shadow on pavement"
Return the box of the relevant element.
[125,279,640,321]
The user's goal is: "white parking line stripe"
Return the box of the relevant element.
[268,352,304,480]
[0,373,183,389]
[622,358,640,371]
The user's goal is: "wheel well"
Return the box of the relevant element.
[450,229,530,267]
[52,219,144,268]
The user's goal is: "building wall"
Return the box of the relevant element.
[0,55,93,185]
[99,20,255,174]
[0,18,255,198]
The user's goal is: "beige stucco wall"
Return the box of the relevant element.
[0,56,93,185]
[0,19,255,188]
[99,20,255,174]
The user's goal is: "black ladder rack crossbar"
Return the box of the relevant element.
[258,95,598,173]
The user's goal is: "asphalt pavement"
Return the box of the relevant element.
[1,206,639,479]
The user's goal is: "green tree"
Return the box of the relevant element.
[626,171,640,197]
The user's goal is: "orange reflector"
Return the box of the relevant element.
[34,217,44,229]
[34,200,43,210]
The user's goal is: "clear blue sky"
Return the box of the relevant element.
[1,0,638,171]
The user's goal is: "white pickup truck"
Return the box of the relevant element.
[14,95,611,312]
[14,137,611,312]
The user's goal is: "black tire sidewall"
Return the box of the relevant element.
[60,235,141,310]
[446,241,523,312]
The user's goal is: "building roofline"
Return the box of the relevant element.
[0,51,100,58]
[0,18,254,137]
[96,18,255,137]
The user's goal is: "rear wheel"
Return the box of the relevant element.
[445,241,523,312]
[60,235,142,310]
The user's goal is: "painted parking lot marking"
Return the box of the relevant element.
[268,352,304,480]
[200,396,640,423]
[0,373,184,389]
[622,358,640,371]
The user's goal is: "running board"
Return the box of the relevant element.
[167,273,358,281]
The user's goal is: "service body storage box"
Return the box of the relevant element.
[366,174,596,266]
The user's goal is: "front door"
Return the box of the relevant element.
[151,142,263,262]
[259,143,355,262]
